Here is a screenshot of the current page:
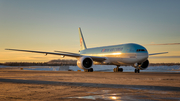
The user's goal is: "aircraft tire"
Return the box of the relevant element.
[135,69,140,73]
[84,68,93,72]
[118,68,123,72]
[89,68,93,72]
[135,69,137,73]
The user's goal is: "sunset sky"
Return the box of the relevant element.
[0,0,180,63]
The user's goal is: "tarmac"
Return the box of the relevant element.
[0,68,180,101]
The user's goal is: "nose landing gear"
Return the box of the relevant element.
[135,69,140,73]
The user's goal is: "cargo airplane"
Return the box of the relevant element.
[6,28,168,73]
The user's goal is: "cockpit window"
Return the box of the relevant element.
[136,49,146,52]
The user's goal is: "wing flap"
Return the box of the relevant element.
[54,50,80,55]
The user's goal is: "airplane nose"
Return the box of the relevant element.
[136,52,148,62]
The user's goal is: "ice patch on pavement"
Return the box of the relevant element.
[67,90,125,101]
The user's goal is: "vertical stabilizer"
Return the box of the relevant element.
[78,27,87,50]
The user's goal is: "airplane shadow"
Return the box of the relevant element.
[0,78,179,92]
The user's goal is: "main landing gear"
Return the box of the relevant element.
[135,69,140,73]
[84,68,93,72]
[113,65,123,72]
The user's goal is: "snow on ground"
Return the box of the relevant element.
[68,65,180,72]
[1,65,180,73]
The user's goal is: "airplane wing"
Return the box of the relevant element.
[149,52,168,56]
[5,48,82,57]
[55,50,106,62]
[6,49,106,62]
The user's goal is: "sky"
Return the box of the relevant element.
[0,0,180,63]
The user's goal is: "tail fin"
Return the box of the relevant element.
[78,27,87,50]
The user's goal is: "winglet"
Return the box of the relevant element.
[78,27,87,50]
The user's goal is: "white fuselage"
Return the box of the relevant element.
[80,43,148,66]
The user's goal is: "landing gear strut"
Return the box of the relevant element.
[84,68,93,72]
[135,69,140,73]
[113,65,123,72]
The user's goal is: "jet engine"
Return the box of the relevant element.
[77,56,93,70]
[138,60,149,70]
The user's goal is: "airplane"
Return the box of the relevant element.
[6,27,168,73]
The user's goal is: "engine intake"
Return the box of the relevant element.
[77,56,93,69]
[139,60,149,70]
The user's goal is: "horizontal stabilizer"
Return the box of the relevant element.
[149,52,168,56]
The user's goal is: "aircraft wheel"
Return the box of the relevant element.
[84,68,93,72]
[88,68,93,72]
[118,68,123,72]
[135,69,140,73]
[137,69,140,73]
[135,69,137,73]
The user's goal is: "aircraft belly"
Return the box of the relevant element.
[120,58,138,64]
[116,53,138,64]
[101,57,138,65]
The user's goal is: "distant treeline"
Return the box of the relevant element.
[1,59,180,66]
[2,59,77,66]
[149,63,180,66]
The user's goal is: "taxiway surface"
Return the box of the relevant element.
[0,68,180,101]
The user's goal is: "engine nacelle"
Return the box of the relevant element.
[77,56,93,70]
[139,60,149,70]
[134,60,149,70]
